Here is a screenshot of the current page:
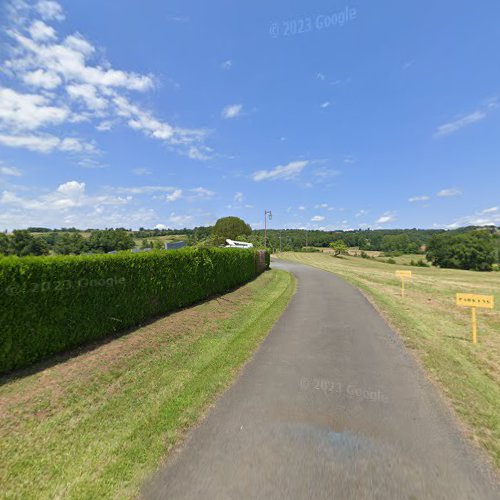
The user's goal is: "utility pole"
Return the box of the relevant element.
[264,210,272,248]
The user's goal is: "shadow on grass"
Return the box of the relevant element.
[0,273,271,386]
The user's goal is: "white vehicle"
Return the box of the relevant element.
[224,239,253,249]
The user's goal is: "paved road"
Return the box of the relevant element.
[143,259,499,499]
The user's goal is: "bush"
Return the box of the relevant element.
[426,231,495,271]
[386,258,397,264]
[0,248,269,374]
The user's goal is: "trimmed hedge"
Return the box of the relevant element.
[0,248,269,374]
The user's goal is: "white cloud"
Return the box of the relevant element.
[434,99,498,138]
[320,101,331,109]
[234,192,244,203]
[252,160,309,182]
[1,180,129,214]
[165,189,183,202]
[22,69,61,89]
[311,215,325,222]
[355,209,368,217]
[298,205,306,211]
[155,224,168,230]
[189,187,215,200]
[437,187,462,198]
[66,83,107,111]
[408,195,430,202]
[316,73,326,81]
[0,165,22,176]
[376,212,396,224]
[221,104,243,119]
[443,207,500,229]
[221,60,232,70]
[0,87,69,130]
[28,20,56,40]
[0,133,95,153]
[36,1,65,21]
[0,1,210,159]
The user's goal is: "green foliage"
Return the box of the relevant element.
[329,240,348,256]
[381,234,419,254]
[410,258,430,267]
[385,258,397,264]
[86,229,135,253]
[212,216,252,242]
[53,233,87,255]
[11,230,50,256]
[426,231,495,271]
[0,248,269,373]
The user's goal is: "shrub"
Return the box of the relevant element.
[386,258,397,264]
[0,248,269,374]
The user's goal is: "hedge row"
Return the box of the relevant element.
[0,248,269,374]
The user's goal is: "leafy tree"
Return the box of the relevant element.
[86,229,135,253]
[53,233,86,255]
[426,231,495,271]
[329,240,348,256]
[381,234,418,254]
[11,230,49,256]
[212,216,252,243]
[0,233,13,256]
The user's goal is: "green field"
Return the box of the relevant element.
[277,252,500,468]
[0,269,295,499]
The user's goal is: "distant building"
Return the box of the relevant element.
[165,241,186,250]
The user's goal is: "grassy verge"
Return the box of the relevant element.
[277,252,500,468]
[0,268,295,499]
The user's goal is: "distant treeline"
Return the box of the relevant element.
[1,225,498,262]
[251,226,499,254]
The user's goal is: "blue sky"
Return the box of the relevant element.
[0,0,499,231]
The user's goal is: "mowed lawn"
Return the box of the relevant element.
[277,252,500,468]
[0,269,295,499]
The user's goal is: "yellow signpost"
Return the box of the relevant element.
[395,270,412,297]
[456,293,494,344]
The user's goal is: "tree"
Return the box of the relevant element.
[426,231,495,271]
[0,233,13,256]
[86,229,135,253]
[329,240,348,256]
[212,217,252,243]
[10,230,49,256]
[53,233,86,255]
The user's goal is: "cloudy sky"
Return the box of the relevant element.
[0,0,499,231]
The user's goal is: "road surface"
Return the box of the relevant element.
[143,258,499,499]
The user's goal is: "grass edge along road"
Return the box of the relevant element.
[277,252,500,470]
[0,268,295,499]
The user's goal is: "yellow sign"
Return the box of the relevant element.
[456,293,494,309]
[396,270,412,278]
[395,270,412,297]
[456,294,495,344]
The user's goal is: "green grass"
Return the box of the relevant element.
[277,252,500,468]
[0,269,295,499]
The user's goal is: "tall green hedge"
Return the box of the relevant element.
[0,248,269,374]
